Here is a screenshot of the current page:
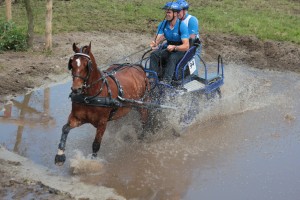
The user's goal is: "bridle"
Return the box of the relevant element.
[68,52,113,97]
[69,52,93,89]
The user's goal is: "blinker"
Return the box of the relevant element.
[68,56,74,70]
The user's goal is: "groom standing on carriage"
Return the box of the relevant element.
[149,1,190,84]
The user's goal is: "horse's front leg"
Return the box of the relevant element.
[55,123,71,165]
[55,117,81,166]
[92,121,108,159]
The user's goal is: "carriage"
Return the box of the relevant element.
[140,40,224,103]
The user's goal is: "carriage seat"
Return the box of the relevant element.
[173,38,201,81]
[173,45,197,81]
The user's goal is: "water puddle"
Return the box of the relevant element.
[0,64,300,199]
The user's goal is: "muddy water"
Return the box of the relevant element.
[0,65,299,200]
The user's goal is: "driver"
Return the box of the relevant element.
[149,1,190,84]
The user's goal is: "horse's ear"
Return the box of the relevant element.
[86,42,92,54]
[73,43,79,53]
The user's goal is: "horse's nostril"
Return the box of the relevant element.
[72,88,77,93]
[72,87,82,94]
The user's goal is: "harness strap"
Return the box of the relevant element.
[71,63,148,120]
[70,93,122,107]
[107,73,124,120]
[109,74,124,97]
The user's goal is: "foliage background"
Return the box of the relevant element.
[0,0,299,44]
[0,19,27,51]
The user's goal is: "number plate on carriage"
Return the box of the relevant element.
[188,58,196,74]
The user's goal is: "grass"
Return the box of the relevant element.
[0,0,299,43]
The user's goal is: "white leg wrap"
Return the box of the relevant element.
[57,149,64,155]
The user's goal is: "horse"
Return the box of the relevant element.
[55,42,150,166]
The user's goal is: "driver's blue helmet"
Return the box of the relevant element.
[162,2,182,12]
[177,0,189,10]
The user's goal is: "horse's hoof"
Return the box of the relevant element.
[137,133,145,141]
[172,129,181,137]
[91,153,97,159]
[55,154,66,166]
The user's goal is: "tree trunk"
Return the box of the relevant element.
[5,0,12,21]
[45,0,53,50]
[24,0,34,48]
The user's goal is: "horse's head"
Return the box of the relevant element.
[68,42,93,94]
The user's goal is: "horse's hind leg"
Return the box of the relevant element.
[92,122,108,158]
[55,123,71,166]
[138,108,150,140]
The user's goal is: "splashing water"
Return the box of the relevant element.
[69,150,106,175]
[142,64,288,137]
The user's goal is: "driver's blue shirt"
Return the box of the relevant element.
[157,19,189,43]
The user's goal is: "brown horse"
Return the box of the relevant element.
[55,42,149,165]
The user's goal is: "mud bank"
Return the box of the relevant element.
[0,146,125,200]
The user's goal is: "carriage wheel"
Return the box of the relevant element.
[216,88,222,98]
[179,92,201,125]
[149,79,157,90]
[206,88,222,100]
